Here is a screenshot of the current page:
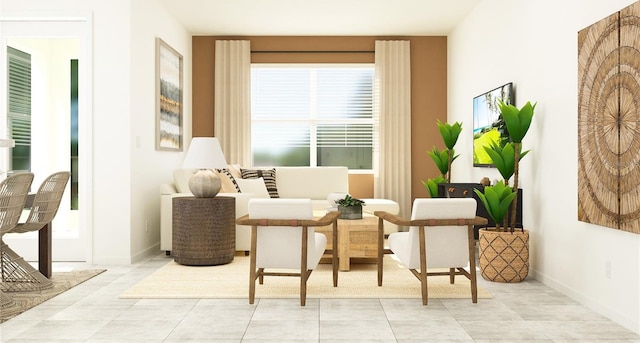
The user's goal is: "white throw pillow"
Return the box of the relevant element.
[235,177,270,198]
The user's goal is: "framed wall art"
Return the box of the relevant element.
[156,38,183,151]
[578,1,640,234]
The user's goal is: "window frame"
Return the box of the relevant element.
[250,63,375,171]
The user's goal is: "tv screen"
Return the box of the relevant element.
[473,83,514,167]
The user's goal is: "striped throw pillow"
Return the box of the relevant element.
[216,169,241,193]
[240,168,279,198]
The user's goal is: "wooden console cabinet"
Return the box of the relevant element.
[437,183,523,238]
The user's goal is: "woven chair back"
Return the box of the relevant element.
[0,173,34,236]
[17,171,70,233]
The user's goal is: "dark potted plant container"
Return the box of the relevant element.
[335,195,366,220]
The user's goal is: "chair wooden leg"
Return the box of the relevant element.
[332,221,338,287]
[449,268,455,284]
[258,268,265,284]
[377,217,384,287]
[467,225,478,303]
[300,270,308,306]
[418,226,428,305]
[300,226,309,306]
[249,226,257,304]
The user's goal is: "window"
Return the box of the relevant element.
[251,64,374,170]
[7,46,31,172]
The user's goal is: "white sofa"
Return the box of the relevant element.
[160,166,400,253]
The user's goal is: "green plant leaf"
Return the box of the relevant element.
[422,175,446,198]
[474,181,516,227]
[427,147,450,175]
[335,194,366,206]
[483,142,515,181]
[499,100,535,143]
[437,120,463,150]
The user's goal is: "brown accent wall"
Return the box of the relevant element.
[349,173,374,199]
[192,36,447,202]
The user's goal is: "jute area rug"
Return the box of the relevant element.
[1,269,106,323]
[120,255,491,300]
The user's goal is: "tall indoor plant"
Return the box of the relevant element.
[422,120,462,197]
[474,100,535,282]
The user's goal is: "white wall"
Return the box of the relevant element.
[129,0,191,261]
[1,0,191,264]
[449,0,640,333]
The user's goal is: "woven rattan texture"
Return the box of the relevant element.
[172,196,235,265]
[478,229,529,283]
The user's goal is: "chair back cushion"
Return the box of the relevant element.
[391,198,476,269]
[248,198,326,269]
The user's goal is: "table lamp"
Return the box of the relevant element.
[182,137,228,197]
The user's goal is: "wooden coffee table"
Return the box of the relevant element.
[316,213,379,271]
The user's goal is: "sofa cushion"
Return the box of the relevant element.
[235,177,270,198]
[173,169,196,193]
[241,168,279,198]
[275,166,349,200]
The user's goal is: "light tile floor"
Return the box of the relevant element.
[1,252,639,342]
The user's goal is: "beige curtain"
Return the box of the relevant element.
[373,40,412,219]
[214,40,251,166]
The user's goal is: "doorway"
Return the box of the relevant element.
[0,16,92,262]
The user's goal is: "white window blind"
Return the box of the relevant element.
[251,65,374,169]
[7,46,31,172]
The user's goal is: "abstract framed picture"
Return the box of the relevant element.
[156,38,183,151]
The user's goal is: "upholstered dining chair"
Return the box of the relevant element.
[374,198,488,305]
[0,172,36,292]
[1,171,69,292]
[236,198,340,306]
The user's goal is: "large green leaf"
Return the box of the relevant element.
[498,100,535,143]
[436,120,463,150]
[474,181,516,225]
[427,147,450,175]
[484,142,515,181]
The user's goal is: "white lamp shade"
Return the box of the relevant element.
[182,137,228,169]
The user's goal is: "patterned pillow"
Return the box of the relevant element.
[241,168,279,198]
[216,169,241,193]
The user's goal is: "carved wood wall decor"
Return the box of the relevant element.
[578,1,640,234]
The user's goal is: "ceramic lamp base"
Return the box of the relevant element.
[188,169,221,198]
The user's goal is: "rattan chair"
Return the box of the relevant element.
[1,290,15,309]
[374,198,488,305]
[236,198,340,306]
[1,171,69,292]
[0,173,36,292]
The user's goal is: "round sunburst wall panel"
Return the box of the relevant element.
[618,4,640,233]
[578,1,640,234]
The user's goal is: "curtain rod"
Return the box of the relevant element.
[251,50,374,54]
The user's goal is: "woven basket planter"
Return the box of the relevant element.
[478,229,529,283]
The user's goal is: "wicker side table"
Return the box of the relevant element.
[172,196,235,266]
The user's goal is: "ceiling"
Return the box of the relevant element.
[158,0,482,36]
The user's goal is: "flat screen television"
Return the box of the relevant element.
[472,82,515,167]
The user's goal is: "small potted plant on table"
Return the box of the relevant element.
[335,194,366,220]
